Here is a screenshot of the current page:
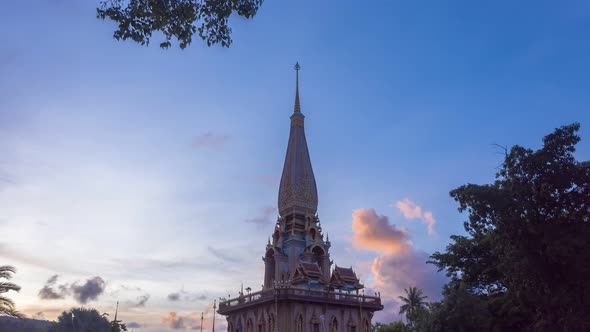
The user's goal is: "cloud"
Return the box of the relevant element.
[371,251,445,299]
[120,285,142,292]
[130,294,150,307]
[46,275,59,285]
[126,322,141,328]
[351,208,446,322]
[168,288,207,302]
[244,206,276,226]
[38,275,107,304]
[351,209,411,254]
[207,246,240,263]
[0,243,83,274]
[161,312,201,330]
[70,276,106,304]
[38,275,68,300]
[192,132,230,149]
[394,198,437,236]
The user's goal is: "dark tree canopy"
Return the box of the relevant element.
[97,0,264,49]
[430,123,590,331]
[54,308,110,332]
[372,321,405,332]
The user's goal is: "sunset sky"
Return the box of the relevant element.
[1,0,590,331]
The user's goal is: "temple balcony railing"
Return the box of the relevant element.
[217,286,383,314]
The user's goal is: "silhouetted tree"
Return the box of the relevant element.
[97,0,263,49]
[109,316,127,332]
[430,123,590,331]
[54,308,110,332]
[0,265,22,318]
[398,287,427,328]
[416,283,490,332]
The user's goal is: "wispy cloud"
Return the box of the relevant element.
[244,206,276,226]
[129,294,150,307]
[207,246,241,263]
[192,132,230,149]
[0,243,84,274]
[38,275,68,300]
[167,288,207,302]
[393,198,437,236]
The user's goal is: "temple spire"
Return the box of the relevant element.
[114,301,119,322]
[278,63,318,217]
[294,62,301,113]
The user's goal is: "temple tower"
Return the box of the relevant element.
[218,64,382,332]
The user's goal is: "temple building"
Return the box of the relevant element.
[218,64,383,332]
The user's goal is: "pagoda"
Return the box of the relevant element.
[218,64,383,332]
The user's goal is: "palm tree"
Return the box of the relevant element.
[398,287,427,327]
[0,265,23,318]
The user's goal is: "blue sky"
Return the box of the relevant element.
[1,0,590,330]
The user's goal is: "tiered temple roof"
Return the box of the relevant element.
[329,266,363,291]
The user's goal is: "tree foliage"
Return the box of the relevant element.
[398,286,428,328]
[0,265,22,318]
[419,283,491,332]
[372,321,406,332]
[429,123,590,331]
[96,0,264,49]
[109,316,127,332]
[53,308,110,332]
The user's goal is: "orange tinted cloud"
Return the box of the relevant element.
[351,209,411,254]
[394,198,437,236]
[350,208,446,322]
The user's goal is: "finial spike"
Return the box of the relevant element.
[294,62,301,113]
[114,300,119,322]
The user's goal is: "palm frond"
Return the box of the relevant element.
[0,295,16,309]
[0,266,16,280]
[0,281,21,293]
[399,303,410,314]
[0,306,23,318]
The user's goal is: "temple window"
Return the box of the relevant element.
[330,317,338,332]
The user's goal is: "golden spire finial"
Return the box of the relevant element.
[294,62,301,113]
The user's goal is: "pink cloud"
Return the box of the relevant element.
[350,208,446,323]
[161,309,224,331]
[395,198,423,219]
[393,198,437,236]
[351,209,411,254]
